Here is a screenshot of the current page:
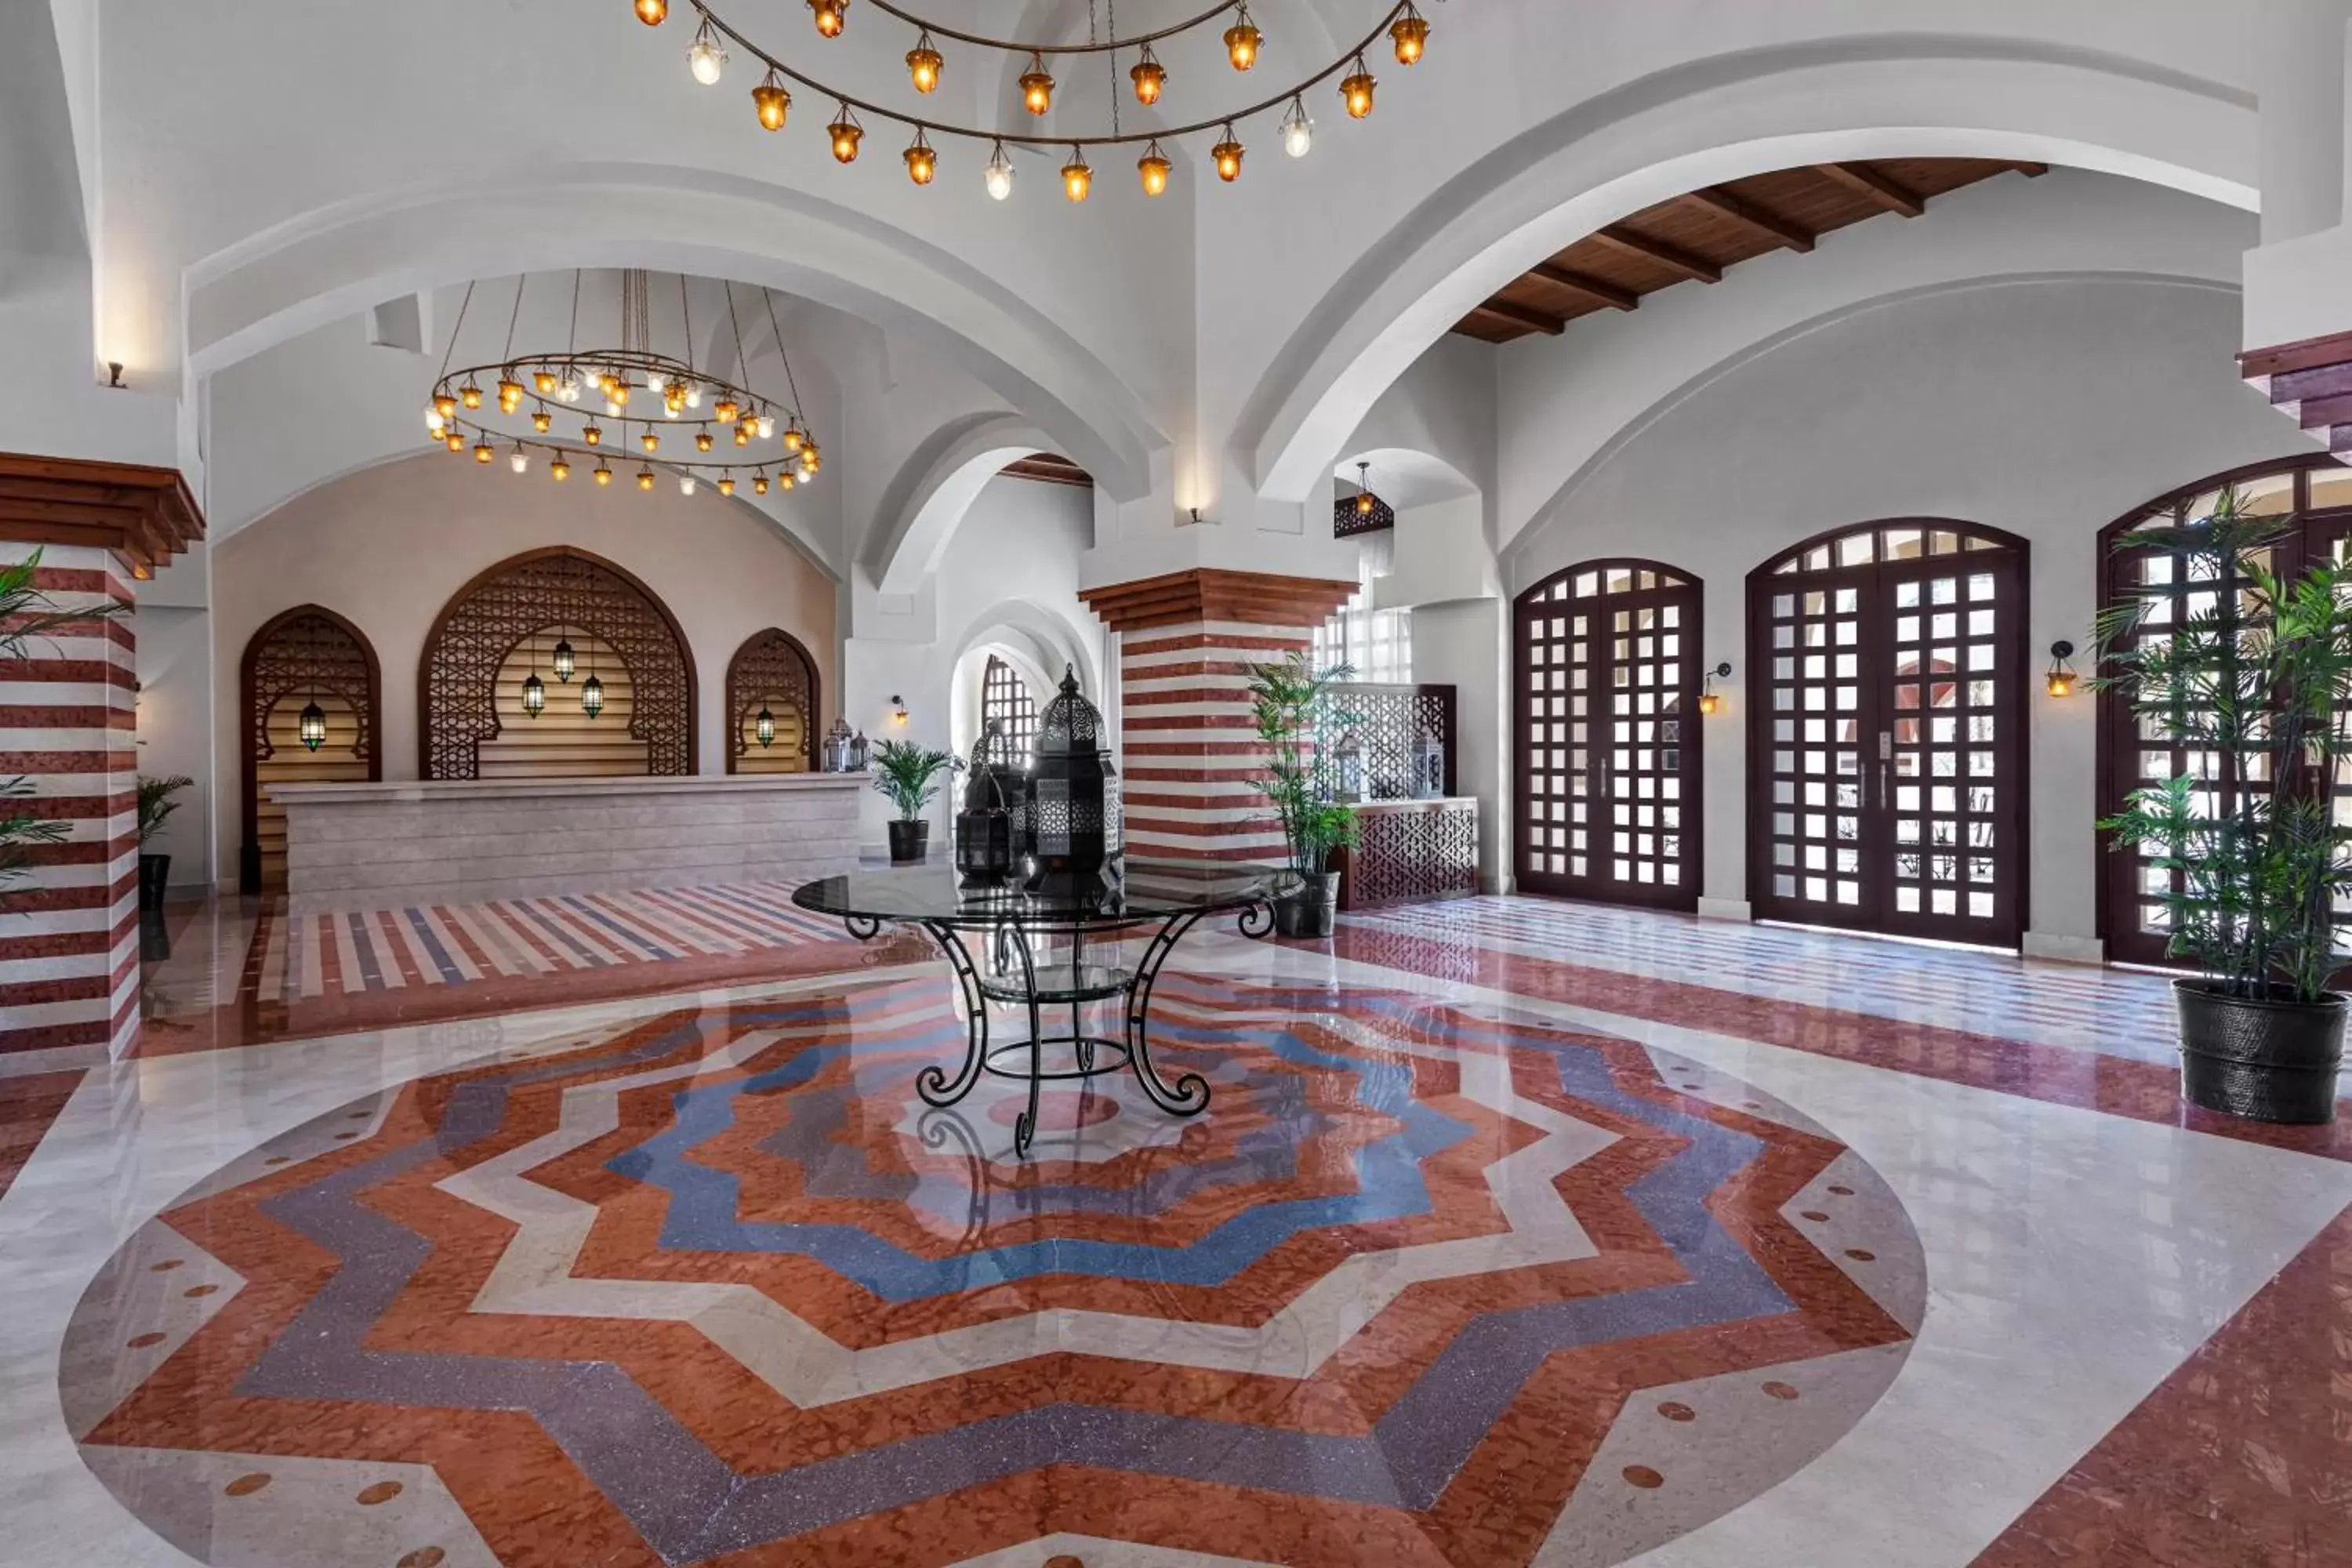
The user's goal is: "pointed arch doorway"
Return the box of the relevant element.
[1746,519,2028,949]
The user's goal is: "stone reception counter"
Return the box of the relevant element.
[268,773,866,913]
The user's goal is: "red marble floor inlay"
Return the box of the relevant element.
[0,1068,85,1201]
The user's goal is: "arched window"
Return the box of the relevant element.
[2096,456,2352,964]
[1748,519,2028,949]
[982,655,1037,757]
[240,606,380,893]
[1513,559,1704,910]
[727,629,821,774]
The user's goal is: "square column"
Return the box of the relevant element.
[0,455,203,1065]
[1080,568,1354,863]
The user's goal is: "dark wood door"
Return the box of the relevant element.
[1749,521,2028,949]
[1515,561,1703,911]
[2097,459,2352,965]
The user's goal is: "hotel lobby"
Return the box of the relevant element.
[5,3,2352,1565]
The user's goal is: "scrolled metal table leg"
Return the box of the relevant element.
[1236,901,1274,940]
[1124,912,1211,1116]
[843,914,885,942]
[1006,924,1043,1156]
[915,921,989,1109]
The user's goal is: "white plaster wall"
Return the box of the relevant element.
[131,603,214,890]
[1410,597,1508,894]
[201,451,839,887]
[1502,276,2314,946]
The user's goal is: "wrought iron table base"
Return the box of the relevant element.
[845,907,1269,1156]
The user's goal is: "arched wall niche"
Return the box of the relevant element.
[418,546,697,779]
[238,604,382,894]
[726,628,822,775]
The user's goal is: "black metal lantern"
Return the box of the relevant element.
[1023,665,1121,897]
[581,673,604,718]
[822,717,855,771]
[955,720,1027,885]
[297,699,328,752]
[552,637,576,682]
[1413,724,1445,798]
[756,706,777,748]
[521,670,546,718]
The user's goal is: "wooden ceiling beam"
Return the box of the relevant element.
[1816,161,1925,217]
[1588,226,1722,284]
[2011,161,2049,177]
[1469,298,1566,336]
[1526,263,1638,312]
[1679,186,1816,252]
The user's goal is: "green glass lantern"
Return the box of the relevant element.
[521,671,545,718]
[756,705,776,748]
[581,673,604,718]
[297,699,328,752]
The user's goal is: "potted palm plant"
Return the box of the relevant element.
[1247,650,1362,938]
[870,739,957,863]
[2097,485,2352,1123]
[0,550,125,910]
[137,774,195,911]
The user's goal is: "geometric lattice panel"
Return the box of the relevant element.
[421,547,694,779]
[64,973,1922,1566]
[728,628,820,775]
[240,604,379,894]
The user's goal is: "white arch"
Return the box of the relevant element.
[181,161,1167,501]
[949,596,1098,717]
[866,412,1065,594]
[1233,34,2260,506]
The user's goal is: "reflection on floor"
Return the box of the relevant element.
[2,893,2349,1566]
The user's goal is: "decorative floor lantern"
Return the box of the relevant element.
[955,719,1028,885]
[1023,665,1121,898]
[822,717,855,771]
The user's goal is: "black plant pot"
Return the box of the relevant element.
[138,852,172,913]
[2175,979,2343,1124]
[887,819,931,866]
[1272,872,1341,939]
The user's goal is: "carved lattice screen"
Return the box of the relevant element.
[422,550,693,779]
[727,629,819,774]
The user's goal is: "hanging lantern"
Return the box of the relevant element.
[552,638,575,682]
[1131,45,1165,105]
[581,673,605,718]
[298,700,328,752]
[1022,664,1121,899]
[756,706,777,748]
[2045,641,2078,699]
[521,671,546,718]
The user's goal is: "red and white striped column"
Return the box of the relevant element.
[1080,568,1355,862]
[0,454,203,1066]
[0,545,138,1059]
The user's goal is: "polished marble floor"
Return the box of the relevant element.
[3,892,2350,1566]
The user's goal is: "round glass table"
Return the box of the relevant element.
[792,859,1298,1155]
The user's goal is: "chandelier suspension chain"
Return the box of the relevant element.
[690,0,1410,149]
[859,0,1242,56]
[435,280,477,381]
[501,274,525,361]
[724,281,748,384]
[567,270,582,357]
[679,274,695,373]
[761,287,805,421]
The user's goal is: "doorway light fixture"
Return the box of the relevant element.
[1697,661,1732,717]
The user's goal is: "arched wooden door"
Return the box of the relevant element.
[240,606,381,894]
[2097,456,2352,965]
[1514,559,1704,910]
[1747,520,2028,949]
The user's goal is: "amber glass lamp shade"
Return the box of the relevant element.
[1391,9,1428,64]
[753,78,791,131]
[497,379,524,413]
[753,473,770,495]
[695,430,714,452]
[533,368,558,395]
[1341,64,1376,118]
[593,462,613,486]
[1138,147,1171,197]
[829,118,862,162]
[636,467,656,491]
[1131,49,1164,105]
[1224,17,1261,70]
[297,700,328,752]
[641,430,660,452]
[532,410,553,433]
[2045,640,2078,699]
[474,440,495,464]
[521,672,546,718]
[1022,57,1054,114]
[550,456,571,482]
[445,432,466,452]
[1213,136,1244,182]
[433,392,459,419]
[905,140,937,186]
[808,0,847,38]
[581,674,604,718]
[635,0,669,24]
[459,381,484,410]
[907,41,942,94]
[756,706,777,748]
[717,476,735,496]
[1062,151,1092,202]
[1697,691,1721,717]
[583,424,603,447]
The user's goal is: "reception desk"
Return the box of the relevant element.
[1329,796,1481,911]
[269,774,866,913]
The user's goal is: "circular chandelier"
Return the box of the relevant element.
[423,269,821,497]
[627,0,1436,203]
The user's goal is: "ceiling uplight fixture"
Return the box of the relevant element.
[644,1,1431,210]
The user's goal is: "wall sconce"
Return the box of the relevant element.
[105,361,126,390]
[1697,662,1732,717]
[890,695,909,725]
[2046,640,2078,699]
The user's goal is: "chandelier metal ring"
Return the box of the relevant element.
[858,0,1244,56]
[692,0,1414,149]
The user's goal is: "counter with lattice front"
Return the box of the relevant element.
[1327,796,1480,911]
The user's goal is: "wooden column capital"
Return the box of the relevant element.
[0,452,205,578]
[1078,568,1356,634]
[2241,328,2352,457]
